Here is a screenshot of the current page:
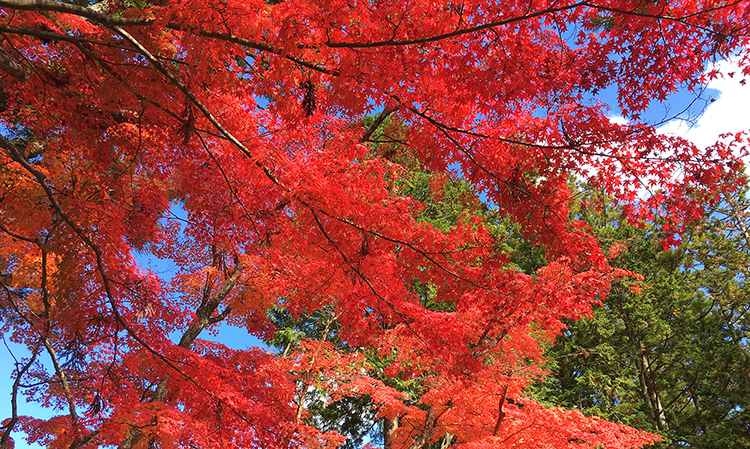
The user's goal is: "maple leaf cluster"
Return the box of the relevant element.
[0,0,748,448]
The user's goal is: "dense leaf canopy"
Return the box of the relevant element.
[0,0,749,448]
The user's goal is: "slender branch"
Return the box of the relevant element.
[325,0,739,49]
[0,24,183,63]
[0,0,149,25]
[308,208,436,355]
[1,285,83,440]
[591,1,744,34]
[196,29,332,74]
[408,105,723,165]
[0,222,39,244]
[318,210,512,296]
[0,0,332,74]
[41,339,81,428]
[0,335,42,449]
[326,2,588,48]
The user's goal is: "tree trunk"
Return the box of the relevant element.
[383,416,398,449]
[634,347,669,431]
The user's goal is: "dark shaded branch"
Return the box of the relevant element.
[178,262,244,349]
[0,335,42,449]
[493,386,508,436]
[408,407,436,449]
[0,0,332,74]
[361,107,395,143]
[0,44,28,82]
[325,2,588,48]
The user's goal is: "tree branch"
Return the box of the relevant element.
[408,407,436,449]
[493,386,508,436]
[0,44,28,82]
[0,335,42,449]
[361,107,395,143]
[0,0,332,74]
[325,2,588,48]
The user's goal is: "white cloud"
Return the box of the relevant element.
[658,59,750,150]
[609,115,629,126]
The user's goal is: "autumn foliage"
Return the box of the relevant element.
[0,0,748,447]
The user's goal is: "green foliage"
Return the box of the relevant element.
[535,187,750,448]
[266,305,344,355]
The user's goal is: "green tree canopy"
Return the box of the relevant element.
[536,185,750,448]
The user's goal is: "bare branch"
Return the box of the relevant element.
[0,336,42,449]
[361,107,396,143]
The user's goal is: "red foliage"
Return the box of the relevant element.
[1,0,748,447]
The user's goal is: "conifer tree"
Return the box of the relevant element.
[538,185,750,448]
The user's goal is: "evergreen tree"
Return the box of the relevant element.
[537,186,750,448]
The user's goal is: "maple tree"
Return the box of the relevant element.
[0,0,749,447]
